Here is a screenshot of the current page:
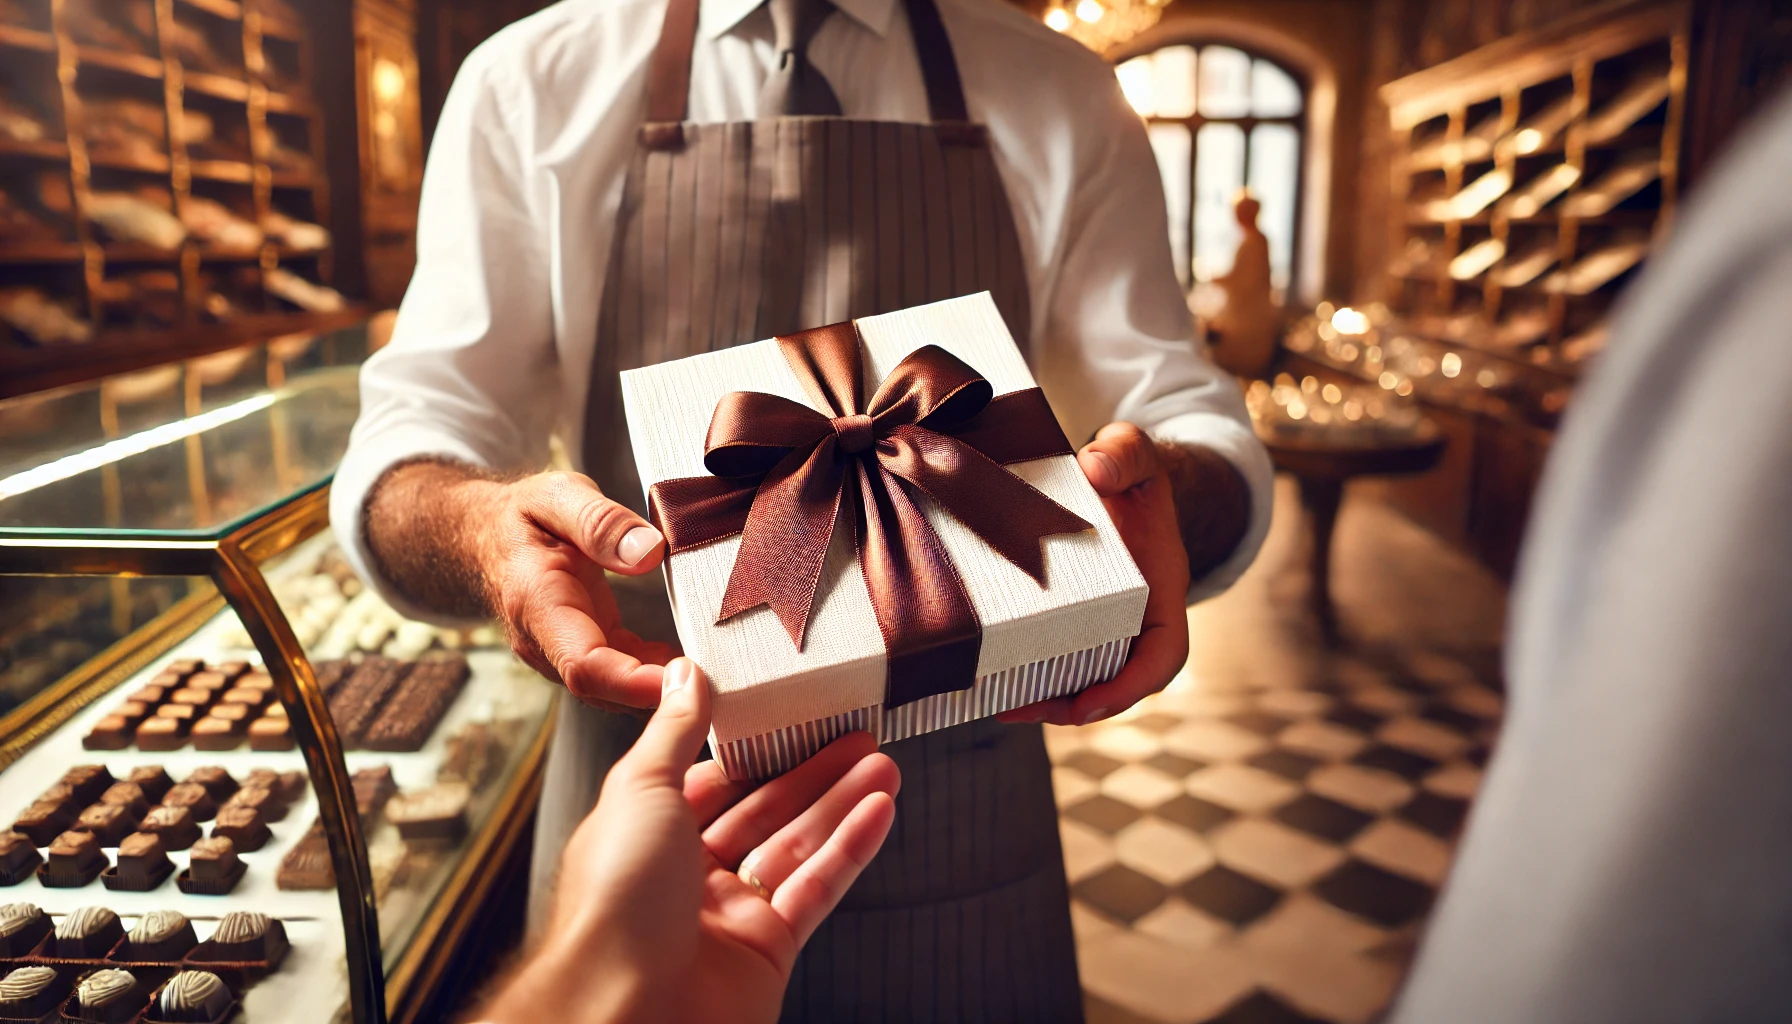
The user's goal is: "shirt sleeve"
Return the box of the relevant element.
[328,50,558,622]
[1034,77,1274,602]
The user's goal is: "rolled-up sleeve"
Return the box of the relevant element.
[1034,79,1274,602]
[329,50,557,618]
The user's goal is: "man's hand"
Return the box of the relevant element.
[365,461,676,711]
[997,422,1248,726]
[474,658,900,1024]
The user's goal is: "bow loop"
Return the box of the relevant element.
[702,391,833,478]
[868,344,993,433]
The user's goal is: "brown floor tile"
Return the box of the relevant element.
[1072,864,1170,924]
[1178,865,1282,926]
[1065,794,1147,835]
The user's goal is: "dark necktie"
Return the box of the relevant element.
[757,0,842,117]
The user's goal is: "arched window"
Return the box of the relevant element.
[1116,44,1307,304]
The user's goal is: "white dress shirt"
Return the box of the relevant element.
[329,0,1274,618]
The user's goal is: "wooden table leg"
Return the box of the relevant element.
[1295,473,1345,646]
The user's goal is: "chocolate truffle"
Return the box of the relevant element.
[40,831,106,888]
[75,967,141,1022]
[0,966,64,1017]
[53,906,122,958]
[176,837,244,895]
[0,834,40,886]
[137,807,200,852]
[124,766,173,803]
[73,805,135,847]
[247,717,294,751]
[207,806,270,853]
[189,718,243,751]
[101,833,173,893]
[82,716,134,752]
[387,782,471,842]
[194,911,286,966]
[11,800,73,847]
[183,768,237,803]
[0,904,50,957]
[121,910,194,963]
[160,784,216,822]
[60,766,115,805]
[97,782,150,819]
[135,717,188,752]
[152,970,229,1023]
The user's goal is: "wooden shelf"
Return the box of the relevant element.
[268,170,318,189]
[177,0,244,20]
[0,137,69,160]
[189,159,254,183]
[197,246,264,262]
[72,45,165,80]
[263,91,312,115]
[0,22,54,52]
[183,71,252,103]
[0,242,83,264]
[87,151,173,175]
[100,244,182,262]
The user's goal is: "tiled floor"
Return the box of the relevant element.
[1059,479,1508,1024]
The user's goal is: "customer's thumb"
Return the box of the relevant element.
[618,658,713,789]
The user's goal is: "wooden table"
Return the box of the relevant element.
[1261,422,1446,644]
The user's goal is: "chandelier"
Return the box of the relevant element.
[1043,0,1169,54]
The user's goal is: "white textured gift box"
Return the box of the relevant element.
[621,293,1148,779]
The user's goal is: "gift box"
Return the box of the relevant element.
[621,292,1148,780]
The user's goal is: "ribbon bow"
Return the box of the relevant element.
[647,320,1092,708]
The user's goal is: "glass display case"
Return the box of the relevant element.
[0,322,557,1024]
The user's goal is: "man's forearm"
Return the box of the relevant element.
[362,457,513,620]
[1155,441,1251,582]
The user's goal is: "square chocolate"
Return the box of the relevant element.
[136,807,199,852]
[0,834,41,887]
[124,767,173,803]
[73,805,135,847]
[182,768,236,803]
[11,801,73,847]
[236,671,274,691]
[52,906,122,959]
[163,659,204,676]
[275,829,332,891]
[97,783,149,820]
[30,782,77,817]
[189,719,243,752]
[134,718,188,752]
[207,807,269,853]
[126,684,169,706]
[82,717,134,752]
[203,703,252,724]
[217,687,268,709]
[213,661,250,681]
[60,767,115,805]
[221,786,283,822]
[100,833,173,893]
[175,838,244,896]
[144,671,185,689]
[152,705,195,723]
[276,770,307,803]
[182,672,231,693]
[40,832,107,888]
[166,689,215,709]
[247,718,293,751]
[159,785,215,823]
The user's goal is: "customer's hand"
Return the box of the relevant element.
[999,422,1247,727]
[475,657,900,1024]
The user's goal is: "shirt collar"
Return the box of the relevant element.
[698,0,897,40]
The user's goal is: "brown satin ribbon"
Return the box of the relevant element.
[648,320,1092,708]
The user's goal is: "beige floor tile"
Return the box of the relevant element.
[1044,724,1089,760]
[1060,817,1117,883]
[1135,898,1232,951]
[1054,766,1101,809]
[1255,688,1333,718]
[1402,649,1481,689]
[1422,760,1485,801]
[1114,817,1216,885]
[1308,763,1416,813]
[1376,715,1471,760]
[1079,931,1254,1024]
[1250,937,1406,1024]
[1090,723,1164,762]
[1184,764,1302,813]
[1071,898,1124,945]
[1331,657,1391,690]
[1350,819,1454,886]
[1243,893,1390,956]
[1443,684,1504,720]
[1342,684,1421,717]
[1102,763,1186,810]
[1210,817,1348,889]
[1275,718,1371,761]
[1162,719,1269,762]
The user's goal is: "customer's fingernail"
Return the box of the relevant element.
[1086,451,1119,489]
[618,526,662,567]
[1080,706,1111,725]
[663,659,692,697]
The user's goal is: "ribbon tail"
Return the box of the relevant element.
[878,425,1092,584]
[854,458,982,708]
[716,437,847,649]
[648,475,761,553]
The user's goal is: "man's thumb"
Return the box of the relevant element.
[620,657,713,788]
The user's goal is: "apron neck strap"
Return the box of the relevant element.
[642,0,972,143]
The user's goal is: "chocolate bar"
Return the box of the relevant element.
[0,904,50,957]
[151,970,229,1022]
[351,765,395,821]
[40,832,107,887]
[121,909,194,962]
[326,657,411,746]
[275,828,332,890]
[161,784,216,822]
[361,655,470,752]
[207,806,269,852]
[101,833,173,893]
[439,722,507,792]
[386,782,470,842]
[176,837,244,895]
[137,807,199,852]
[53,906,122,958]
[0,834,40,886]
[312,658,351,697]
[124,767,172,803]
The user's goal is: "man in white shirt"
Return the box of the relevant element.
[331,0,1272,1016]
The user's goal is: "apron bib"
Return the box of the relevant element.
[534,2,1083,1018]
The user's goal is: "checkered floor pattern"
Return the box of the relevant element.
[1054,650,1502,1024]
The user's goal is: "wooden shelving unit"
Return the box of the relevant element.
[0,0,343,383]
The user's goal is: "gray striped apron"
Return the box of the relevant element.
[532,0,1083,1019]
